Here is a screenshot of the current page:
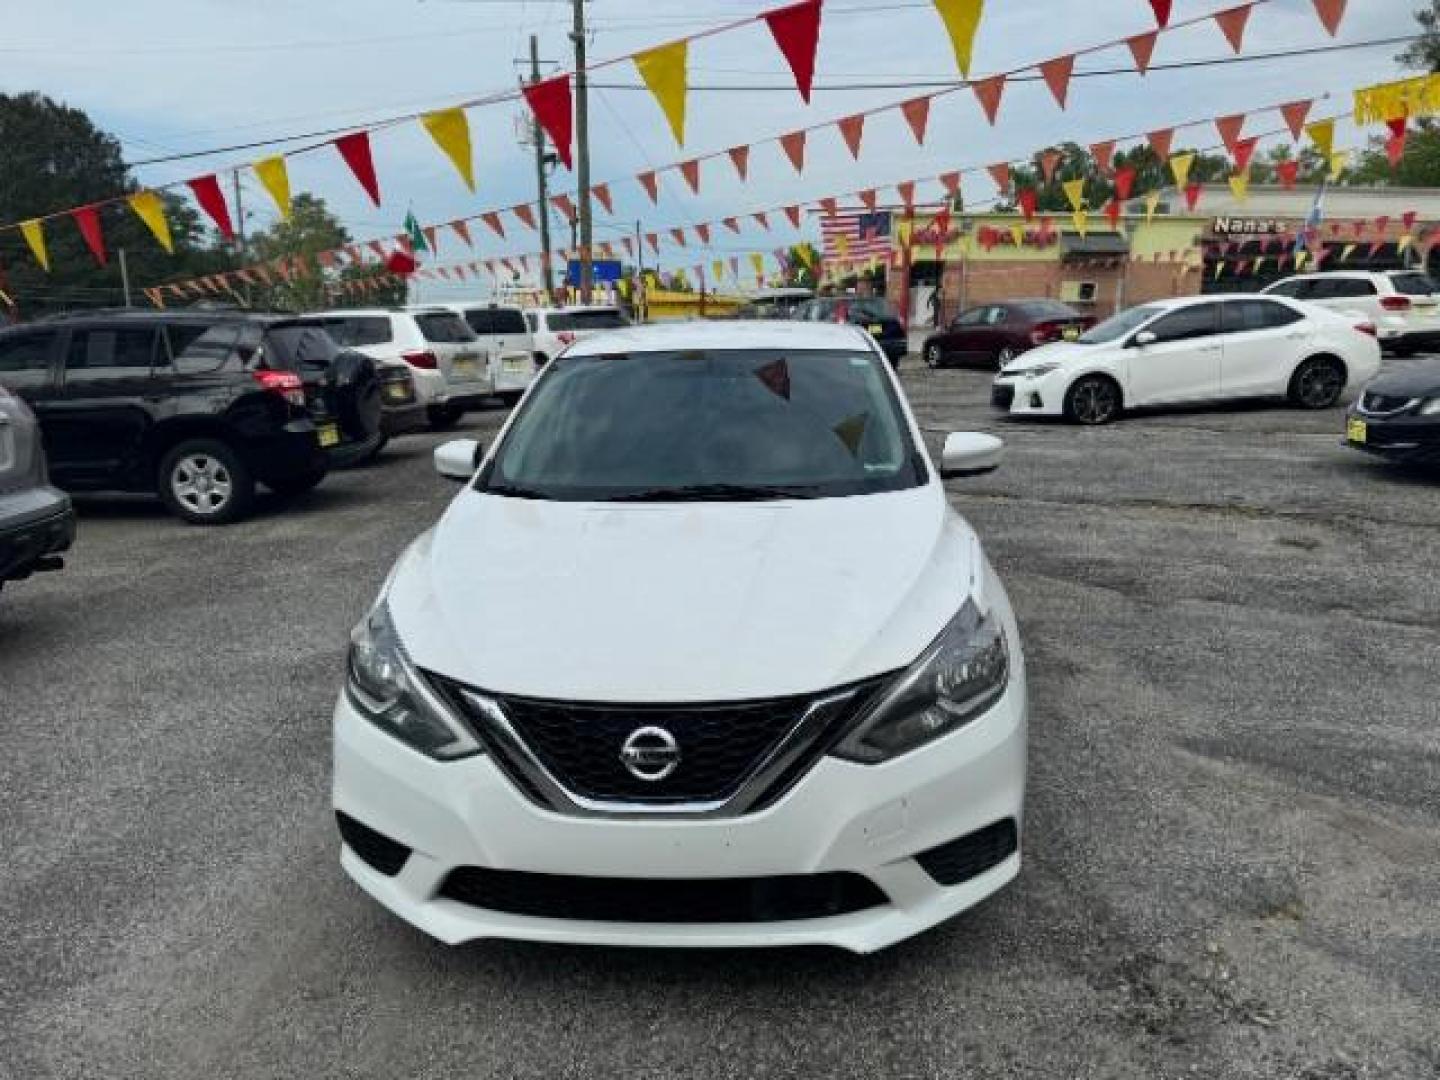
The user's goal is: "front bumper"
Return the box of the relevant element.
[1377,323,1440,350]
[991,375,1063,416]
[0,488,75,582]
[1345,408,1440,463]
[333,678,1027,953]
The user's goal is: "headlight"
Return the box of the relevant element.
[833,600,1009,764]
[1018,362,1061,379]
[1417,397,1440,415]
[347,600,482,760]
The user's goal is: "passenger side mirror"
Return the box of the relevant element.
[1131,329,1157,347]
[434,438,483,481]
[939,432,1003,478]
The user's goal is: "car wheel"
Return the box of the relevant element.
[158,439,255,525]
[1064,376,1122,426]
[267,468,326,497]
[427,402,464,430]
[1288,355,1346,409]
[923,343,944,368]
[996,346,1017,370]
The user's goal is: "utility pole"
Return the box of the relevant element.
[232,171,248,307]
[570,0,594,303]
[529,34,555,304]
[118,248,132,308]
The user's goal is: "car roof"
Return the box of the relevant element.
[530,304,622,314]
[302,308,410,319]
[422,302,524,313]
[562,319,873,357]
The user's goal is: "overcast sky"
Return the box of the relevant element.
[0,0,1421,299]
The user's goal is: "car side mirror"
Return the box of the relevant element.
[940,432,1003,479]
[1131,330,1157,348]
[434,438,483,481]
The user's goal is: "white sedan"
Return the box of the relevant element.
[991,294,1381,425]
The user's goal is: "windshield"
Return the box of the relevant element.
[831,298,899,322]
[1018,300,1079,319]
[548,309,630,332]
[477,348,924,501]
[1079,305,1161,344]
[414,312,477,343]
[1389,272,1437,297]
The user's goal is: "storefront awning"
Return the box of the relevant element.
[1061,234,1131,257]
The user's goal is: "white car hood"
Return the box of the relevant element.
[386,486,980,702]
[1000,340,1093,374]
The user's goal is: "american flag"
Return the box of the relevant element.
[1294,178,1327,256]
[820,210,893,260]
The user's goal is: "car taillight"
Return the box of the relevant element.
[253,369,306,407]
[1380,296,1411,311]
[1354,321,1378,337]
[1030,321,1061,345]
[555,331,576,346]
[401,350,439,370]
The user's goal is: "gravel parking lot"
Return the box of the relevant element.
[3,363,1437,1079]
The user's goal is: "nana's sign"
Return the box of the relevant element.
[1212,217,1292,237]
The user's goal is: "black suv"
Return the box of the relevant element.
[0,311,381,524]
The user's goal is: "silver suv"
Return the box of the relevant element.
[0,383,74,592]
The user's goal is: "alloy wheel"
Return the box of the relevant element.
[1297,361,1343,408]
[171,454,233,516]
[1070,379,1119,425]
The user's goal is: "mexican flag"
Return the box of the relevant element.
[405,209,429,254]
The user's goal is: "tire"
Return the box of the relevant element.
[498,391,523,408]
[923,343,944,368]
[1288,355,1346,409]
[266,468,326,497]
[995,346,1017,370]
[427,402,464,430]
[157,439,255,525]
[1063,375,1123,426]
[330,351,383,441]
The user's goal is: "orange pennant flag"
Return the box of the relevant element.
[783,205,801,228]
[591,183,613,215]
[838,113,865,159]
[1213,4,1252,53]
[1040,54,1075,109]
[1147,127,1174,162]
[779,130,807,173]
[987,162,1011,193]
[727,145,750,180]
[1280,100,1313,140]
[1127,30,1158,74]
[901,96,932,144]
[1214,113,1244,152]
[1312,0,1346,36]
[972,75,1005,125]
[638,170,660,203]
[680,159,701,194]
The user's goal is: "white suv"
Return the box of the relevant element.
[431,303,536,407]
[301,309,492,428]
[1263,270,1440,356]
[526,305,630,364]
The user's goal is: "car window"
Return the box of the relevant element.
[1312,278,1376,299]
[414,312,476,344]
[1388,272,1436,297]
[1079,305,1160,344]
[984,307,1008,326]
[66,327,158,372]
[1265,279,1308,300]
[1018,300,1078,319]
[1145,304,1219,343]
[462,309,526,335]
[1221,300,1304,333]
[462,309,496,335]
[167,323,240,374]
[262,326,341,372]
[548,309,630,332]
[0,331,56,374]
[480,349,923,501]
[953,307,986,327]
[314,317,393,347]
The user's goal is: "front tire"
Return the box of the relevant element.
[1288,356,1346,409]
[158,439,255,525]
[1064,375,1122,426]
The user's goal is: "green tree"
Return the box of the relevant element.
[1399,0,1440,71]
[783,243,819,288]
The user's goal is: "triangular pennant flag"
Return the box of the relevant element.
[481,211,505,238]
[1340,243,1356,262]
[729,256,739,277]
[1040,54,1075,109]
[680,159,701,194]
[422,226,439,254]
[1062,177,1085,211]
[646,233,661,255]
[72,205,106,266]
[638,170,660,203]
[1306,118,1335,157]
[1386,133,1407,167]
[128,191,173,254]
[1232,137,1258,172]
[1105,198,1122,232]
[1017,188,1038,221]
[1145,190,1162,223]
[784,205,802,228]
[838,113,865,158]
[634,40,688,145]
[1147,127,1174,162]
[451,219,472,247]
[1127,30,1158,74]
[1215,113,1245,152]
[1149,0,1173,26]
[727,144,750,180]
[1113,166,1136,202]
[972,74,1005,125]
[421,107,475,191]
[1312,0,1346,36]
[513,203,537,230]
[1403,210,1418,231]
[932,0,984,77]
[896,180,916,209]
[1040,149,1062,185]
[1090,140,1115,174]
[1387,116,1408,139]
[20,219,49,272]
[1398,233,1415,255]
[334,132,381,207]
[1280,100,1313,141]
[187,175,235,239]
[1276,159,1299,189]
[779,130,807,173]
[750,252,765,279]
[1374,215,1390,237]
[820,197,838,216]
[722,216,741,234]
[901,96,932,144]
[859,189,878,211]
[1169,152,1195,189]
[987,162,1011,193]
[1071,210,1089,238]
[1007,224,1024,248]
[940,171,961,197]
[591,183,613,215]
[696,222,712,244]
[1185,182,1203,211]
[670,228,687,248]
[522,73,574,169]
[763,0,822,102]
[550,194,576,222]
[1228,170,1250,203]
[754,211,771,230]
[1213,5,1252,53]
[252,156,292,219]
[1329,150,1348,179]
[712,258,725,281]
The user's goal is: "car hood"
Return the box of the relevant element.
[1363,360,1440,398]
[1000,340,1092,373]
[386,486,980,702]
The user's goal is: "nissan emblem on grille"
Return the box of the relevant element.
[619,726,681,782]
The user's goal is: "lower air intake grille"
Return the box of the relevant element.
[437,868,889,923]
[337,811,412,877]
[914,819,1019,886]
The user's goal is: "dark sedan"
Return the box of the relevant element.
[794,297,907,366]
[921,299,1095,370]
[1346,361,1440,465]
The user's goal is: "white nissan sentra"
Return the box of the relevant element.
[333,320,1027,953]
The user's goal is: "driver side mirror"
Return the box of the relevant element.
[434,438,483,481]
[939,432,1003,479]
[1130,330,1158,348]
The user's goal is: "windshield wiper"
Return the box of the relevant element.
[606,483,819,502]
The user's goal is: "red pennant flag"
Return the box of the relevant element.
[1090,140,1115,173]
[1040,54,1075,109]
[670,228,687,248]
[1215,113,1245,152]
[820,197,838,216]
[1386,116,1408,139]
[1127,30,1159,74]
[940,171,961,197]
[334,132,381,206]
[638,170,660,203]
[696,222,712,244]
[1280,100,1313,141]
[679,159,701,194]
[1386,133,1407,167]
[451,219,473,247]
[838,113,865,159]
[779,130,806,173]
[727,145,750,180]
[754,211,771,231]
[1105,199,1122,231]
[858,189,878,211]
[622,237,635,256]
[763,0,822,103]
[1232,137,1258,171]
[646,233,660,255]
[1351,220,1366,238]
[1040,149,1062,185]
[1147,127,1174,162]
[1328,222,1343,238]
[550,194,576,222]
[1017,188,1038,221]
[513,203,537,230]
[901,96,932,143]
[1113,166,1136,202]
[522,74,574,169]
[423,226,439,254]
[72,205,107,266]
[896,181,916,208]
[972,75,1005,125]
[481,211,505,238]
[186,174,235,239]
[1311,0,1346,36]
[1149,0,1173,26]
[1276,159,1299,189]
[1185,182,1203,211]
[722,216,741,233]
[1367,240,1385,258]
[592,183,614,215]
[987,162,1011,193]
[1374,215,1391,236]
[1214,5,1252,54]
[1402,210,1418,231]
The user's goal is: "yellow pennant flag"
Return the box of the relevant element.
[20,219,49,272]
[932,0,984,78]
[1328,150,1349,179]
[1214,261,1224,280]
[1009,224,1025,247]
[1144,191,1161,224]
[128,190,174,253]
[896,219,914,248]
[749,252,765,278]
[1306,118,1335,158]
[253,156,292,219]
[1253,255,1266,274]
[1071,209,1089,237]
[1169,152,1195,190]
[711,259,724,280]
[1228,169,1250,203]
[1062,177,1085,211]
[1295,249,1310,270]
[1340,243,1357,262]
[422,107,476,192]
[1398,233,1415,255]
[635,40,689,146]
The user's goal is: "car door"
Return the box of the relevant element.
[1123,303,1224,405]
[46,324,161,486]
[1219,299,1310,398]
[0,328,62,409]
[941,306,992,364]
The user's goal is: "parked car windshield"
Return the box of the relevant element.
[414,312,477,343]
[1079,305,1161,344]
[1018,300,1080,319]
[1388,272,1437,297]
[825,298,899,322]
[477,349,923,501]
[302,316,392,347]
[547,309,630,332]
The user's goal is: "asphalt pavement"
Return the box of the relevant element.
[2,366,1437,1079]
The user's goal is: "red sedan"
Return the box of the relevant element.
[921,299,1095,370]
